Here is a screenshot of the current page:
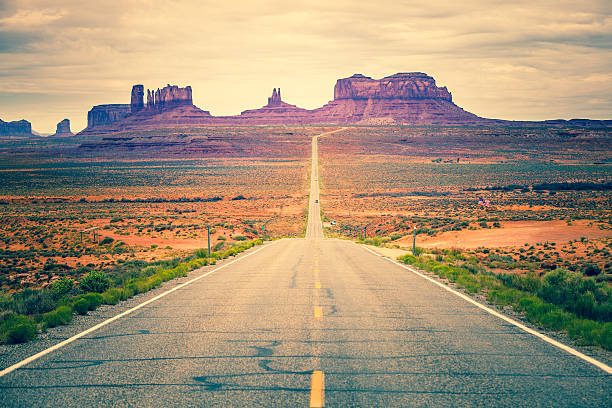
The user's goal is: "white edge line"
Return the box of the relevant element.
[359,244,612,374]
[0,241,279,378]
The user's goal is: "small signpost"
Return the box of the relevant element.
[207,225,211,256]
[413,226,417,255]
[80,226,99,243]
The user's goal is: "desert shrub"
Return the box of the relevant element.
[79,270,111,293]
[120,286,135,301]
[195,248,209,258]
[456,274,481,294]
[0,314,37,344]
[398,254,417,265]
[83,293,103,310]
[99,237,114,245]
[12,289,55,315]
[112,242,128,254]
[497,272,541,293]
[72,297,90,315]
[582,263,601,277]
[102,288,122,305]
[41,305,72,328]
[49,277,74,300]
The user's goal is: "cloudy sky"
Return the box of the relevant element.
[0,0,610,133]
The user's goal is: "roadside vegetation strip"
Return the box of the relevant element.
[0,239,264,346]
[359,245,612,374]
[395,252,612,352]
[0,238,272,377]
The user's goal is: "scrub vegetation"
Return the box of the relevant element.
[399,249,611,350]
[0,239,262,344]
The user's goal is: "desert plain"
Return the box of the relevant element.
[0,125,610,292]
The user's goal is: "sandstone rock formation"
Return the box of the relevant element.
[86,104,131,129]
[237,88,311,124]
[334,73,452,101]
[54,119,73,136]
[267,88,282,107]
[79,73,611,134]
[147,84,193,112]
[131,85,144,113]
[0,118,32,136]
[311,72,482,125]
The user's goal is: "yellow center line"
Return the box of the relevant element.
[314,306,323,319]
[310,370,325,407]
[315,281,321,289]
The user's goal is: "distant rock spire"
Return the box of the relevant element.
[267,87,282,107]
[130,85,144,113]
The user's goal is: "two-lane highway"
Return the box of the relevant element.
[0,130,610,407]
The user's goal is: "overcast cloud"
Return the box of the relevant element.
[0,0,610,132]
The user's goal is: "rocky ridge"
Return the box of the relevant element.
[79,73,611,134]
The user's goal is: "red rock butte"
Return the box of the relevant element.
[80,73,611,134]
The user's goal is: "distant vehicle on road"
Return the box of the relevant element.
[331,220,336,225]
[315,199,318,203]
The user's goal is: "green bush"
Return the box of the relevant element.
[195,248,209,258]
[538,269,610,321]
[0,314,37,344]
[79,270,111,293]
[83,293,103,310]
[72,297,90,315]
[12,289,55,315]
[99,236,114,245]
[41,305,72,328]
[102,288,122,305]
[49,277,74,299]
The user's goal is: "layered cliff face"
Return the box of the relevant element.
[334,73,452,101]
[54,119,73,136]
[146,84,193,112]
[81,83,206,134]
[0,118,32,136]
[312,72,481,125]
[86,104,131,129]
[78,73,610,134]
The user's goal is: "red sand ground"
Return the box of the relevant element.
[401,220,611,249]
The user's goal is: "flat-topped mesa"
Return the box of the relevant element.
[267,88,282,107]
[147,84,193,112]
[0,118,32,136]
[334,72,452,101]
[87,104,131,128]
[130,85,144,113]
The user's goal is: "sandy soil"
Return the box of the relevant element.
[402,220,611,249]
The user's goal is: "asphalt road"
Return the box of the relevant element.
[0,131,610,407]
